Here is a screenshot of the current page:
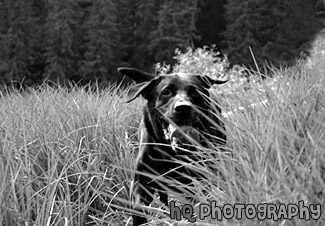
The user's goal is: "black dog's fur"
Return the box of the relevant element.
[118,67,227,225]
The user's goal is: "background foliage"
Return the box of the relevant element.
[0,0,324,88]
[224,0,324,67]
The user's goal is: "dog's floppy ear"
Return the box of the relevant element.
[118,67,159,103]
[118,67,154,83]
[125,77,160,103]
[197,75,228,89]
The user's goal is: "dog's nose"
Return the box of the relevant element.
[174,102,192,114]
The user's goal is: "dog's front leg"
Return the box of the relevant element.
[132,159,157,226]
[158,190,168,207]
[132,181,154,225]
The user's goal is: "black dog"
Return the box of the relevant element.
[118,67,227,225]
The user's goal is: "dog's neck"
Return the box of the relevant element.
[143,106,166,144]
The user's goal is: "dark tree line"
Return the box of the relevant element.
[0,0,323,88]
[224,0,324,67]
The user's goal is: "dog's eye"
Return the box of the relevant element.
[162,89,172,96]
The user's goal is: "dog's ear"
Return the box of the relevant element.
[125,77,160,103]
[118,67,159,103]
[196,75,228,89]
[118,67,154,83]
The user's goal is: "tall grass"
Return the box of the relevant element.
[0,58,324,225]
[214,61,325,226]
[0,84,142,225]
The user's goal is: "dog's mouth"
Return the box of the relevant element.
[161,120,201,150]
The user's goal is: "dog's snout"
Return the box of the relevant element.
[174,102,192,114]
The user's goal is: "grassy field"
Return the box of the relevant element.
[0,56,325,226]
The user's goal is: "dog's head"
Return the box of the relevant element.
[118,67,227,146]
